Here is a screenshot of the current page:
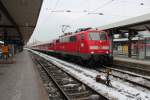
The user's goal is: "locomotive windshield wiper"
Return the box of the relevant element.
[89,34,93,40]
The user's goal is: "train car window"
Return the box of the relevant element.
[88,32,100,40]
[146,38,150,43]
[70,36,77,42]
[49,43,52,47]
[63,37,66,42]
[64,36,69,42]
[66,37,70,42]
[62,38,64,42]
[61,38,65,43]
[56,39,60,43]
[100,32,107,40]
[64,37,66,42]
[60,38,62,43]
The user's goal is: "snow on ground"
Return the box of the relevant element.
[111,70,150,88]
[100,68,150,93]
[110,67,150,80]
[28,49,150,100]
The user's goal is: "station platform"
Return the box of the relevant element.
[0,50,48,100]
[114,56,150,65]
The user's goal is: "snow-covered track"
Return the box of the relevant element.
[96,67,150,91]
[112,64,150,76]
[103,65,150,81]
[32,53,108,100]
[27,49,150,100]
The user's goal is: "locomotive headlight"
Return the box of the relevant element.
[101,46,109,50]
[106,51,109,54]
[91,51,94,54]
[89,46,99,50]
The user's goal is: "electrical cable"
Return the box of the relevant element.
[40,0,60,25]
[66,0,116,26]
[91,0,114,12]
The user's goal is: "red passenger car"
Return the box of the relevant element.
[32,28,113,67]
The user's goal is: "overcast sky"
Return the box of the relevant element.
[28,0,150,44]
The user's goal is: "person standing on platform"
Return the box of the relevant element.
[2,45,9,60]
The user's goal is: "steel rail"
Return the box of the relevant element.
[32,52,108,100]
[36,59,70,100]
[96,68,150,91]
[103,65,150,81]
[113,64,150,76]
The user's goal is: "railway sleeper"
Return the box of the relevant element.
[48,70,65,75]
[61,83,81,89]
[49,96,64,100]
[49,69,63,73]
[63,88,86,93]
[67,91,95,100]
[67,91,90,99]
[52,74,68,78]
[71,96,93,100]
[46,67,59,70]
[69,93,101,100]
[48,92,61,98]
[57,80,78,86]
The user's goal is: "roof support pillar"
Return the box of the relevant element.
[108,29,114,55]
[128,30,135,58]
[128,34,132,58]
[145,25,150,32]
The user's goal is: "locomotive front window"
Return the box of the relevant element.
[88,32,107,40]
[88,32,100,40]
[100,32,107,40]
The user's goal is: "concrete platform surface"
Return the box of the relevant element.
[114,56,150,66]
[0,50,48,100]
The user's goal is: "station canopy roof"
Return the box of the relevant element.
[98,13,150,33]
[0,0,43,45]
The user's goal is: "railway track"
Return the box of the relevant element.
[96,66,150,91]
[29,50,150,99]
[112,64,150,76]
[32,57,64,100]
[32,54,108,100]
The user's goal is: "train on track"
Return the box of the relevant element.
[32,28,113,67]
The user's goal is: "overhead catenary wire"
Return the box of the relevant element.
[40,0,60,24]
[43,0,126,27]
[42,0,149,33]
[66,0,116,27]
[31,0,60,40]
[90,0,114,12]
[52,0,60,10]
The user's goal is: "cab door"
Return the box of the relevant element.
[77,33,87,54]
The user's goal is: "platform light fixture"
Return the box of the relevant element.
[47,9,90,13]
[140,3,144,5]
[88,12,104,15]
[66,10,72,12]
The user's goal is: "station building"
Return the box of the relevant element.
[113,31,150,59]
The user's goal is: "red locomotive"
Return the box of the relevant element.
[32,28,113,67]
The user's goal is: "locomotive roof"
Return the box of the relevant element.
[32,41,51,46]
[60,29,103,38]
